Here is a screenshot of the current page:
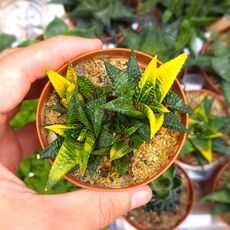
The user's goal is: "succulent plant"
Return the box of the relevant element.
[38,51,190,189]
[180,96,230,165]
[203,183,230,216]
[146,165,183,212]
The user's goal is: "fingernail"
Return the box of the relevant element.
[131,189,152,209]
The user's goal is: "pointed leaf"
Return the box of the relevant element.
[164,91,192,114]
[104,61,133,96]
[190,138,212,163]
[163,112,189,133]
[86,96,106,137]
[46,138,82,189]
[47,70,72,99]
[127,50,141,88]
[157,53,187,102]
[61,84,76,108]
[102,96,144,119]
[67,90,92,130]
[180,139,195,157]
[114,156,130,176]
[210,203,230,216]
[203,190,230,204]
[44,124,77,137]
[139,56,157,88]
[37,136,64,160]
[110,138,131,160]
[66,64,77,84]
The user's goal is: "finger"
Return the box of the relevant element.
[0,48,22,60]
[15,122,39,161]
[40,186,152,230]
[0,122,39,173]
[0,36,102,113]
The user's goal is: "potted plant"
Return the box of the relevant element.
[179,89,229,171]
[188,37,230,107]
[203,161,230,227]
[124,163,194,230]
[36,48,190,190]
[50,0,137,43]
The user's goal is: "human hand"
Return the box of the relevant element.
[0,36,152,230]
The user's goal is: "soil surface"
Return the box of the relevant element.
[41,56,181,188]
[180,91,228,166]
[126,167,192,230]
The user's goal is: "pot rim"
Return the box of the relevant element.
[212,160,230,227]
[122,162,195,230]
[36,48,188,191]
[178,89,229,168]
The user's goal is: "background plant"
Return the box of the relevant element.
[180,96,230,165]
[146,164,183,212]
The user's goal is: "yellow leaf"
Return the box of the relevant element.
[193,103,208,123]
[61,84,75,108]
[157,53,187,102]
[190,138,212,162]
[144,104,164,139]
[139,56,157,88]
[47,70,72,99]
[66,64,77,84]
[44,124,75,137]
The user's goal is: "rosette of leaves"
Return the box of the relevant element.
[146,165,183,212]
[50,0,134,38]
[180,96,230,165]
[188,37,230,107]
[38,51,190,189]
[203,183,230,216]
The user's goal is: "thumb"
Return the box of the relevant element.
[41,186,152,230]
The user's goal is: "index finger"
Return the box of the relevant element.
[0,36,102,113]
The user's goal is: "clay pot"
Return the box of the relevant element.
[178,89,229,173]
[211,160,230,227]
[123,163,195,230]
[36,48,188,191]
[206,16,230,33]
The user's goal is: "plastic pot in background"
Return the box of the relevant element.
[123,163,195,230]
[36,48,188,191]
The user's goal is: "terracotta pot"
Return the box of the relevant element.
[123,163,195,230]
[36,48,188,191]
[206,16,230,33]
[178,89,229,171]
[211,160,230,227]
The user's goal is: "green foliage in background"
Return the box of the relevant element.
[0,33,16,52]
[203,183,230,216]
[50,0,135,38]
[147,164,183,212]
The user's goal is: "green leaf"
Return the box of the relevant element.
[164,91,192,114]
[163,112,189,133]
[203,190,230,204]
[37,137,64,160]
[48,104,67,113]
[210,203,230,216]
[110,138,131,160]
[102,96,144,119]
[88,155,101,177]
[91,147,110,155]
[190,138,212,163]
[212,138,230,156]
[127,50,142,88]
[180,139,195,157]
[63,27,96,38]
[120,27,141,50]
[114,156,130,176]
[137,122,151,144]
[104,61,134,97]
[77,76,98,101]
[46,138,82,189]
[130,134,144,149]
[66,90,92,130]
[97,125,113,148]
[86,96,106,137]
[44,17,68,39]
[0,33,16,52]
